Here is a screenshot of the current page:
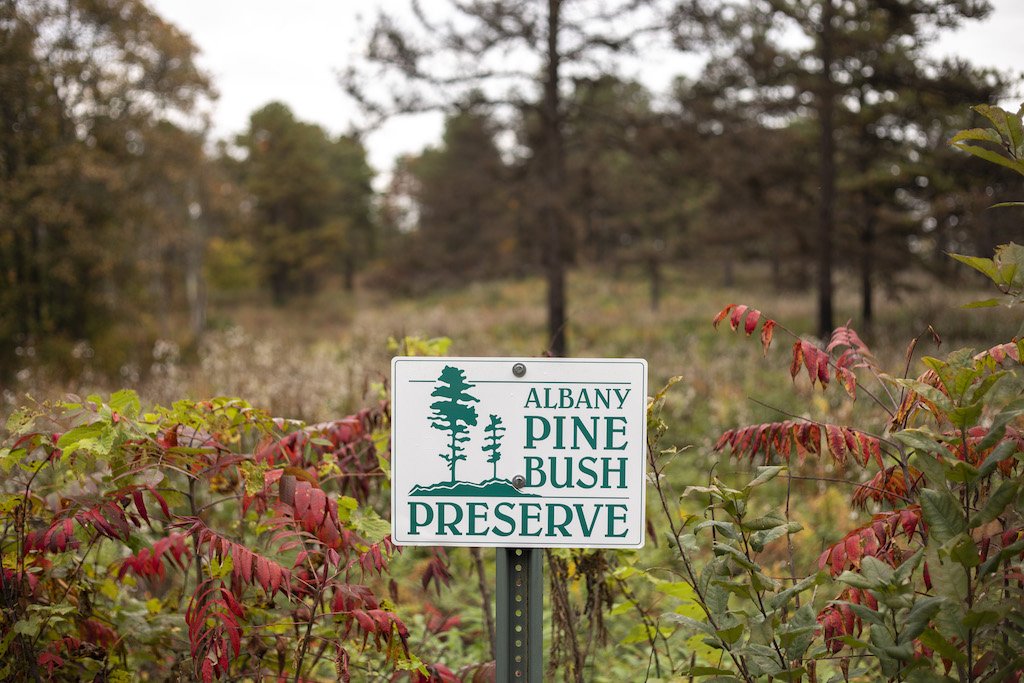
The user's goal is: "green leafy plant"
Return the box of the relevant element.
[636,104,1024,682]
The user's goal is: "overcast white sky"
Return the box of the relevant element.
[150,0,1024,179]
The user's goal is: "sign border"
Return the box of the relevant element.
[390,356,648,549]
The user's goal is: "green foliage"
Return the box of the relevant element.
[631,106,1024,682]
[235,102,376,302]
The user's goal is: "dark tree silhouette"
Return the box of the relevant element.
[428,366,480,483]
[482,414,506,480]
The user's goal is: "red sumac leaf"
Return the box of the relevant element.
[790,342,803,380]
[712,304,736,329]
[826,425,846,464]
[837,367,856,400]
[816,349,830,387]
[256,557,270,592]
[760,319,776,355]
[352,609,375,633]
[729,305,749,331]
[744,309,761,335]
[132,490,149,525]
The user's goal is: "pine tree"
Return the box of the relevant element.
[482,414,506,481]
[428,366,480,483]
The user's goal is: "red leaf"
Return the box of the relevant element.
[352,609,375,633]
[744,309,761,335]
[729,305,749,331]
[826,425,846,464]
[712,304,736,329]
[256,557,271,592]
[817,349,830,387]
[760,319,776,355]
[837,367,856,400]
[790,342,803,380]
[132,490,150,525]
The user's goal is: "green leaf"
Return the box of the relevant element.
[351,506,391,543]
[899,597,944,644]
[656,580,699,602]
[978,536,1024,579]
[716,623,744,645]
[5,408,33,435]
[970,480,1018,528]
[962,609,1001,629]
[920,488,967,544]
[949,253,1000,281]
[109,389,141,419]
[961,297,1002,308]
[837,570,878,591]
[977,398,1024,451]
[662,613,714,635]
[56,421,116,457]
[974,104,1024,155]
[745,465,786,489]
[13,617,41,637]
[750,522,801,552]
[895,429,947,456]
[770,572,823,610]
[694,519,741,540]
[918,627,966,664]
[949,126,1003,147]
[742,513,786,531]
[953,143,1024,176]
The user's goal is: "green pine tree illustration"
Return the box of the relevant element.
[482,414,505,480]
[428,365,479,483]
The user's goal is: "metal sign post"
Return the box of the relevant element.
[496,547,543,682]
[390,357,648,680]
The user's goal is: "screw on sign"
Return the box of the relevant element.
[391,357,647,681]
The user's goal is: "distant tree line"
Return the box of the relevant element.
[1,0,1019,379]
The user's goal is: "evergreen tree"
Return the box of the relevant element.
[482,414,506,480]
[236,103,376,302]
[429,366,480,483]
[676,0,1003,335]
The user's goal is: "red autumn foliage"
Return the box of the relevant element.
[818,588,877,653]
[118,532,191,580]
[714,420,884,468]
[852,466,923,509]
[817,507,923,577]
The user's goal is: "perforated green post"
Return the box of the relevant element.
[496,547,543,682]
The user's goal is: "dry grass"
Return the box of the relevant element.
[3,264,1011,428]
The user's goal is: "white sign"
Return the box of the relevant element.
[391,357,648,548]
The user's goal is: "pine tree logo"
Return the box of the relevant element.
[409,365,535,498]
[428,365,479,483]
[482,414,505,480]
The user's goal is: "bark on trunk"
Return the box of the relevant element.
[816,0,836,340]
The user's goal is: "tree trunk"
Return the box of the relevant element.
[648,254,661,311]
[543,0,568,357]
[816,0,836,340]
[860,207,876,328]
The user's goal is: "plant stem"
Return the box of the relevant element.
[648,438,754,683]
[470,547,496,660]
